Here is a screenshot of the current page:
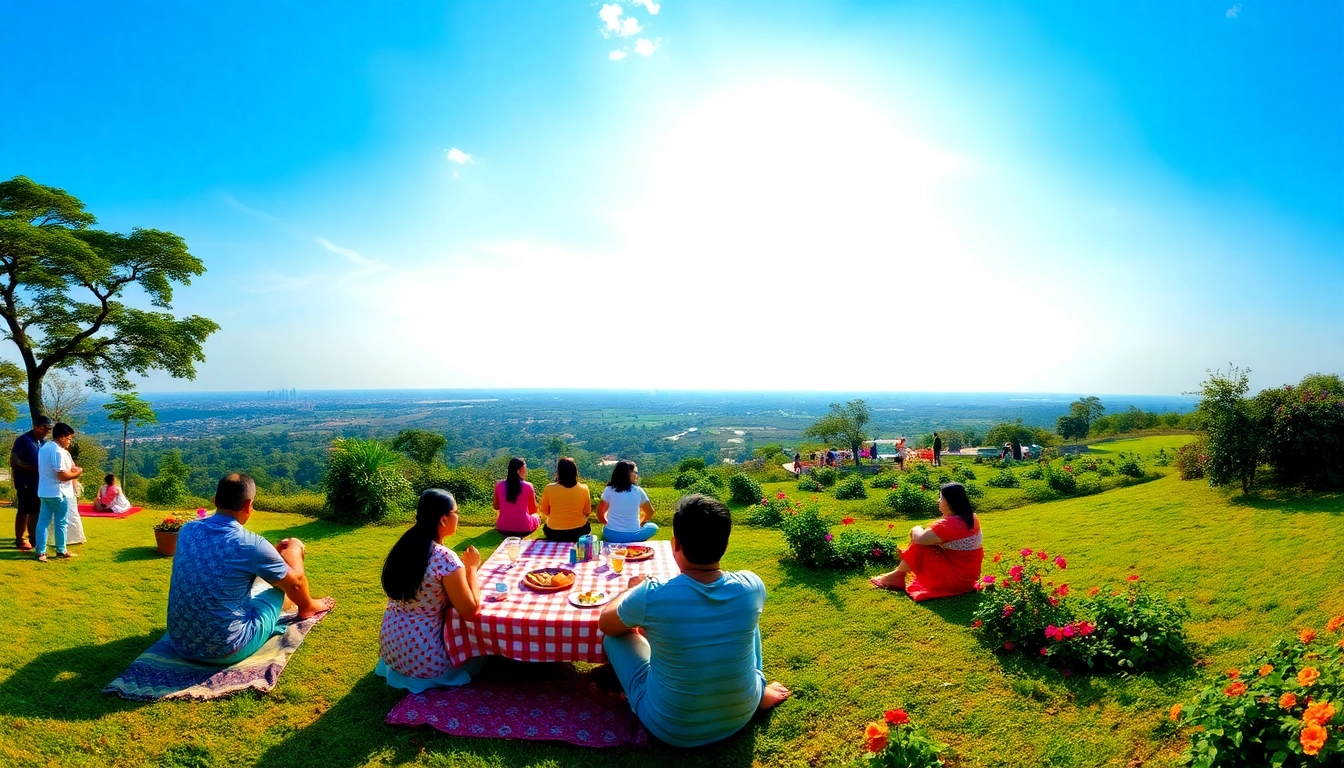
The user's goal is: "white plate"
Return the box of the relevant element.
[567,590,615,608]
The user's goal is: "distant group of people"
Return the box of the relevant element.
[10,416,135,561]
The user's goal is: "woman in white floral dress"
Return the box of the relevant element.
[377,489,489,691]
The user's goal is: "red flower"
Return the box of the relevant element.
[1223,681,1247,697]
[1038,551,1049,561]
[864,722,889,753]
[1021,548,1033,557]
[842,517,855,526]
[1009,565,1024,582]
[1127,574,1139,582]
[777,491,786,500]
[888,523,894,530]
[1002,605,1015,617]
[872,548,883,557]
[1054,556,1067,569]
[1003,641,1014,651]
[1040,647,1049,656]
[1055,584,1070,597]
[884,709,911,726]
[970,619,983,629]
[993,552,1002,563]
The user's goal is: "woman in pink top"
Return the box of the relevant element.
[493,457,539,536]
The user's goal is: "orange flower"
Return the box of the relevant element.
[1281,692,1298,709]
[1303,701,1336,727]
[1258,664,1274,677]
[1301,628,1318,644]
[1226,669,1241,680]
[1088,586,1100,597]
[1169,703,1182,722]
[1300,723,1327,756]
[1329,615,1344,633]
[1224,681,1247,697]
[864,722,889,753]
[1299,667,1321,687]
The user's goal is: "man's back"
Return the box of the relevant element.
[617,571,766,747]
[167,514,288,659]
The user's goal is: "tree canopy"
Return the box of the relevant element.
[803,399,872,465]
[390,429,448,465]
[0,176,219,421]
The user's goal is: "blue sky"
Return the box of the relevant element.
[2,1,1340,395]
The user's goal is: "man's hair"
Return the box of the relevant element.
[33,416,54,428]
[216,473,257,511]
[52,422,75,439]
[673,493,732,566]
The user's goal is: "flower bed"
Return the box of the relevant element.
[1173,617,1344,766]
[970,548,1190,674]
[773,496,901,569]
[861,708,944,767]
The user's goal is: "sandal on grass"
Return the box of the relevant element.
[36,553,47,563]
[57,551,77,559]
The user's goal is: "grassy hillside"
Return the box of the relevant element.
[0,436,1339,767]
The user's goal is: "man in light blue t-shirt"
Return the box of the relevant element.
[599,493,791,747]
[167,473,335,665]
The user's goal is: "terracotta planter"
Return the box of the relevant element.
[154,529,178,557]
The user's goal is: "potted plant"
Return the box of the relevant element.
[152,515,188,556]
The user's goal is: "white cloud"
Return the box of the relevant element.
[1226,3,1241,17]
[445,147,474,164]
[599,4,642,37]
[609,49,628,61]
[634,37,659,57]
[632,0,660,15]
[315,237,386,273]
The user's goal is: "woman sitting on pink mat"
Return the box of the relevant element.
[93,474,132,514]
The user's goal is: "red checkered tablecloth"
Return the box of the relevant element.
[445,539,678,665]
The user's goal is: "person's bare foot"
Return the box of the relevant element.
[869,575,904,591]
[758,682,791,711]
[299,596,335,619]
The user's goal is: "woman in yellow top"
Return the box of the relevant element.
[540,457,592,542]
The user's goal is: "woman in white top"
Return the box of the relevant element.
[597,460,658,543]
[35,422,83,561]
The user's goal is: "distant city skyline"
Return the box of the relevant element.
[2,1,1340,396]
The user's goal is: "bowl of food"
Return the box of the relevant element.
[522,567,577,592]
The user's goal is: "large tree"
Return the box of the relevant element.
[0,176,219,421]
[804,399,872,466]
[1069,396,1105,436]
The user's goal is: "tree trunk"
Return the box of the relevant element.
[120,421,129,485]
[852,442,862,466]
[25,368,44,423]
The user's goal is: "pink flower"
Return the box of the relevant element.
[1021,548,1033,557]
[1054,556,1067,569]
[196,508,208,519]
[872,548,883,557]
[1055,584,1070,597]
[1077,621,1095,636]
[777,492,786,499]
[1040,647,1049,656]
[1045,625,1060,641]
[983,575,996,585]
[1062,625,1076,638]
[1038,551,1049,561]
[1048,597,1060,607]
[1009,565,1024,582]
[1003,605,1015,617]
[824,533,833,541]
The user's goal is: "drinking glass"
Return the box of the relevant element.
[503,537,522,570]
[610,549,626,575]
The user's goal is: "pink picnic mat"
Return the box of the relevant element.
[79,503,144,518]
[386,677,648,748]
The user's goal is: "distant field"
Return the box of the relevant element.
[4,436,1334,767]
[1086,434,1198,455]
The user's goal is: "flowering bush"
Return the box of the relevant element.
[1117,458,1145,478]
[778,501,900,569]
[813,466,840,487]
[986,470,1021,489]
[870,471,902,489]
[747,493,795,527]
[834,475,868,500]
[153,515,190,533]
[885,485,938,517]
[862,708,944,768]
[1175,438,1210,481]
[1174,617,1344,766]
[727,473,764,505]
[971,550,1190,674]
[1043,463,1078,494]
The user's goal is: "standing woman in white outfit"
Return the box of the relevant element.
[58,442,87,546]
[34,422,83,562]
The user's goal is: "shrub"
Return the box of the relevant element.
[1174,616,1344,766]
[813,466,839,487]
[1021,480,1060,503]
[1175,439,1209,481]
[748,493,795,527]
[986,470,1021,489]
[1043,464,1077,494]
[963,482,985,500]
[1021,464,1045,481]
[1258,379,1344,490]
[673,470,703,490]
[834,475,868,500]
[885,485,938,517]
[1097,464,1116,478]
[727,473,763,505]
[677,457,707,473]
[952,465,977,482]
[407,462,493,504]
[871,471,902,489]
[146,450,191,505]
[798,475,823,492]
[322,438,413,523]
[861,708,946,768]
[1074,475,1103,496]
[778,502,837,568]
[683,477,723,501]
[830,528,899,567]
[972,550,1190,674]
[1117,458,1145,478]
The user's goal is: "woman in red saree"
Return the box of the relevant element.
[870,483,982,601]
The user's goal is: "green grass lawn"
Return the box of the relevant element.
[2,436,1340,767]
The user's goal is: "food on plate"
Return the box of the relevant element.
[574,590,606,606]
[623,545,654,560]
[524,569,575,589]
[550,572,574,588]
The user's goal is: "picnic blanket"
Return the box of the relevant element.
[103,613,324,701]
[78,502,143,519]
[386,677,648,748]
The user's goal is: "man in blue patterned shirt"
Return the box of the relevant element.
[167,473,335,664]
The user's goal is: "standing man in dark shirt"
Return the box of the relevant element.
[932,433,943,467]
[11,416,54,551]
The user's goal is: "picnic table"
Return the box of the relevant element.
[444,539,679,665]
